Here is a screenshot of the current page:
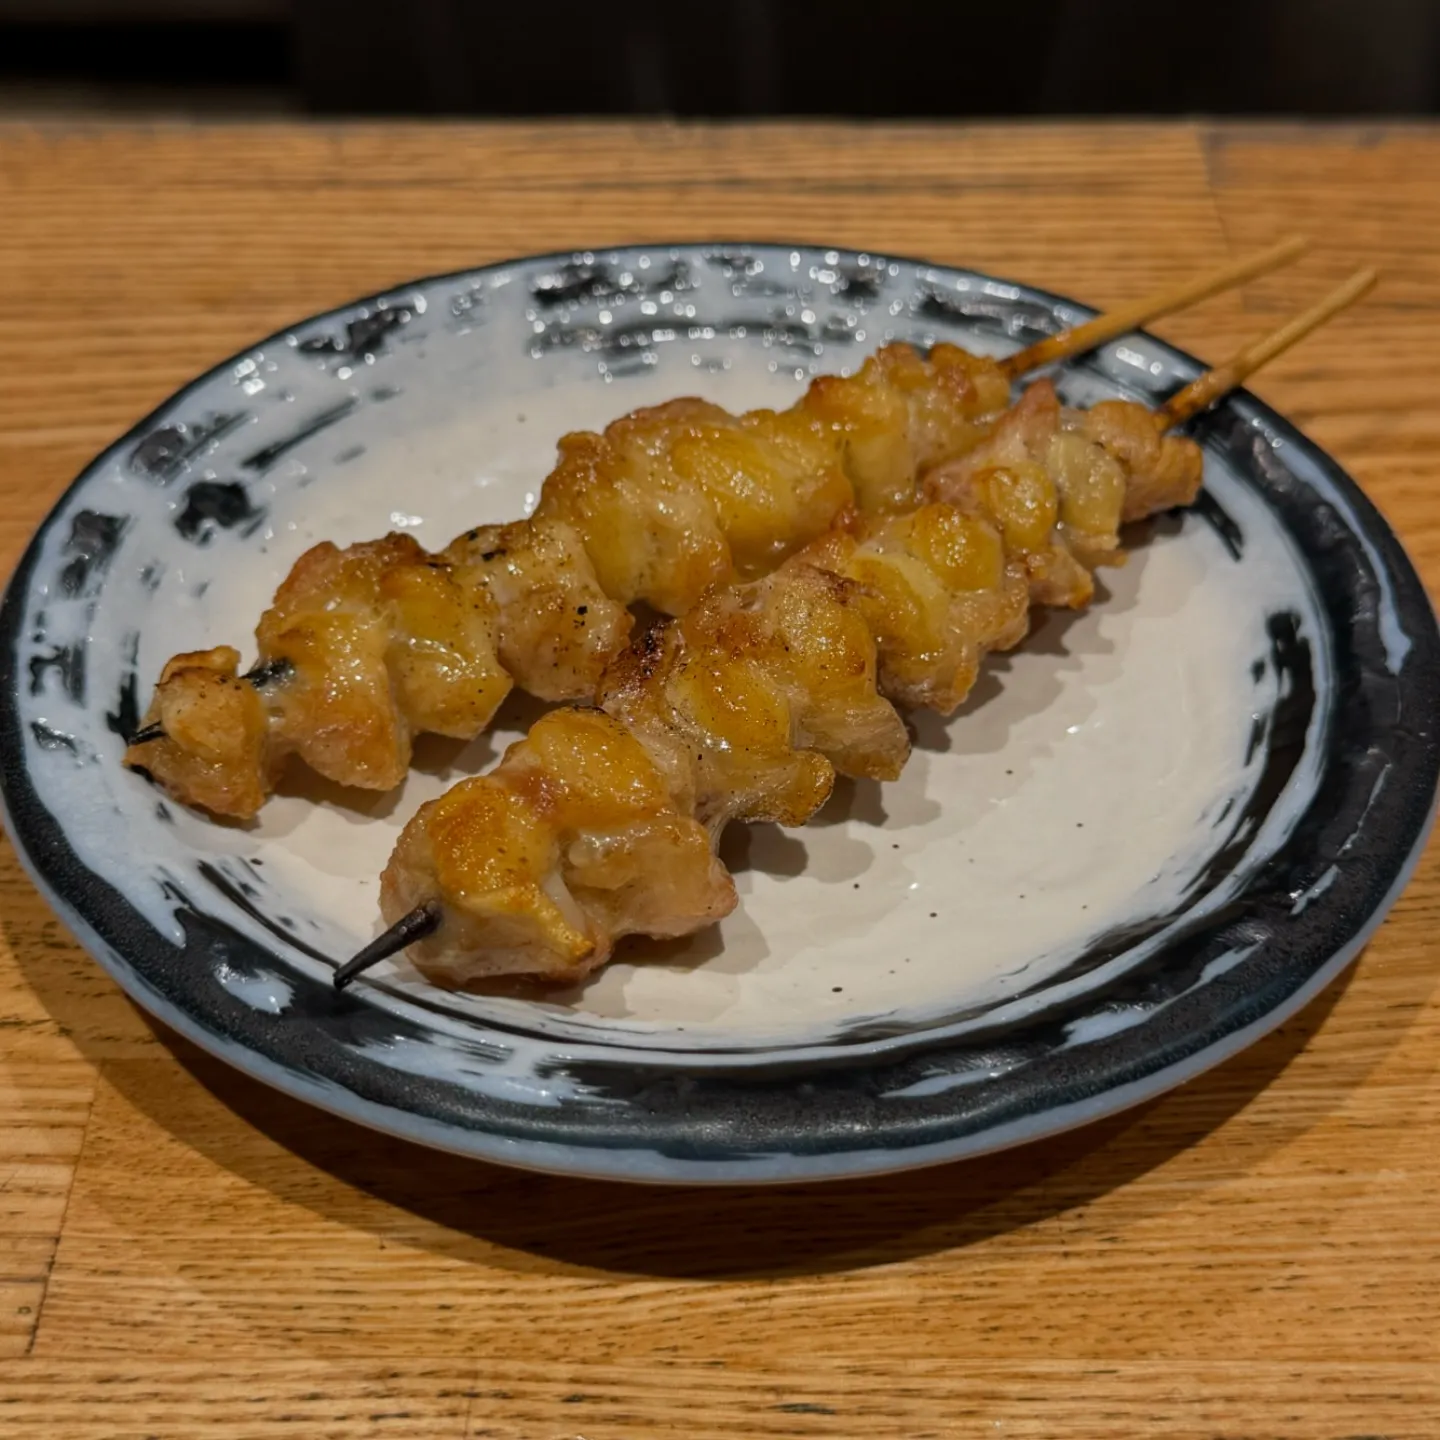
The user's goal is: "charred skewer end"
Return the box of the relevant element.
[244,657,295,689]
[333,900,443,992]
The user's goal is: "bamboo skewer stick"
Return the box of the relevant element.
[999,234,1309,379]
[1157,267,1378,429]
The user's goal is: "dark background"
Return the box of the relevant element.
[1,0,1438,116]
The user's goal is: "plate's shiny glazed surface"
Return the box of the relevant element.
[3,244,1436,1182]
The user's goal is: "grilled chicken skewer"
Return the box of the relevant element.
[125,241,1305,819]
[340,271,1376,992]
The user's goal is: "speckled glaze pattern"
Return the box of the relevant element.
[1,245,1436,1184]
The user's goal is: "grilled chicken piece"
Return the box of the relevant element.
[375,385,1205,987]
[800,340,1012,513]
[254,533,512,793]
[128,535,520,814]
[1084,399,1207,524]
[123,647,272,818]
[441,518,630,702]
[383,709,737,985]
[803,506,1031,713]
[534,398,846,616]
[600,562,910,833]
[923,380,1204,571]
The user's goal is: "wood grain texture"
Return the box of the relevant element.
[0,120,1437,1438]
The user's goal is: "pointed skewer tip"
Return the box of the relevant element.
[333,900,442,991]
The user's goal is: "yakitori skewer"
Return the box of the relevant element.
[336,269,1375,992]
[124,241,1310,820]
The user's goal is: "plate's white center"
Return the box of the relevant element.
[136,347,1307,1045]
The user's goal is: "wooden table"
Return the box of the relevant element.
[1,121,1438,1439]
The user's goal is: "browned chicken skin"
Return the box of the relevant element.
[380,380,1204,987]
[535,342,1011,611]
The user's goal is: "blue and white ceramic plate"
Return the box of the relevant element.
[3,245,1437,1183]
